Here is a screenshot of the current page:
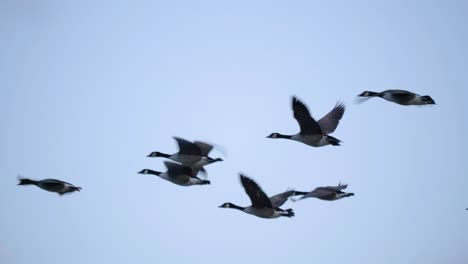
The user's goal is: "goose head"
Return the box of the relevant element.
[267,133,279,139]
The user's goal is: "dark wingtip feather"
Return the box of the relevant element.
[335,101,346,110]
[291,96,304,106]
[239,173,249,182]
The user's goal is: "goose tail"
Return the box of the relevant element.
[326,135,342,146]
[199,180,210,185]
[281,208,295,218]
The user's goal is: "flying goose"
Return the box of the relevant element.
[293,183,354,201]
[358,90,435,105]
[147,137,223,169]
[267,96,345,147]
[17,177,81,195]
[219,174,295,219]
[138,161,210,186]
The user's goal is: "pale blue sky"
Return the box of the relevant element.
[1,1,468,263]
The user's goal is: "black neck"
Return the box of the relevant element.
[229,203,246,211]
[18,178,38,185]
[276,133,293,139]
[156,152,171,158]
[146,169,161,176]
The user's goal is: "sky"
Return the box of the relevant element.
[1,0,468,263]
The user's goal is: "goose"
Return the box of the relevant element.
[17,177,81,195]
[138,161,210,186]
[147,137,223,168]
[267,96,345,147]
[293,183,354,201]
[219,174,295,219]
[358,90,435,105]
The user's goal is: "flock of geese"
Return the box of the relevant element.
[18,89,437,218]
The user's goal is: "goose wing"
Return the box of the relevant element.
[384,89,414,94]
[194,141,214,156]
[300,187,335,199]
[323,183,348,192]
[173,137,202,156]
[240,174,273,209]
[318,102,345,134]
[383,90,417,101]
[269,190,296,207]
[164,161,197,178]
[292,96,322,135]
[41,179,68,187]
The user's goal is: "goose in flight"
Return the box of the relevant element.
[358,90,435,105]
[138,161,210,186]
[219,174,296,218]
[293,183,354,201]
[147,137,223,170]
[17,177,81,195]
[267,96,345,147]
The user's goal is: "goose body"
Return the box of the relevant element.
[138,162,210,186]
[219,174,296,219]
[267,97,344,147]
[294,183,354,201]
[18,178,81,195]
[290,133,332,147]
[147,137,223,170]
[358,90,435,105]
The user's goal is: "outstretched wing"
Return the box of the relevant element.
[318,102,345,134]
[194,141,214,156]
[301,187,335,199]
[323,183,348,192]
[41,179,68,188]
[240,174,272,209]
[173,137,202,156]
[292,96,322,135]
[164,161,197,177]
[269,190,296,207]
[383,90,417,101]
